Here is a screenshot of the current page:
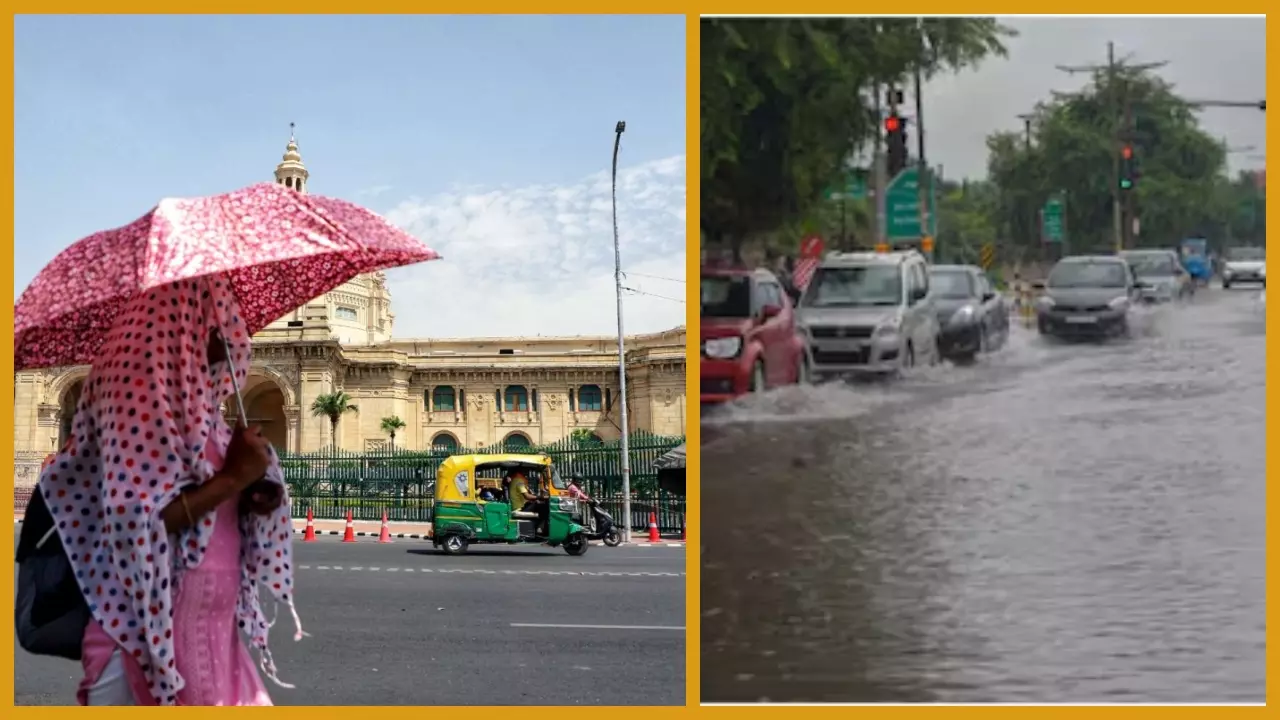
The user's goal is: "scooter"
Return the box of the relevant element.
[581,497,623,547]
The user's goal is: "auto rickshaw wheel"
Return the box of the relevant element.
[564,534,589,556]
[441,534,469,555]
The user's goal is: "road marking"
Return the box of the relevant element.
[510,623,685,631]
[294,564,683,577]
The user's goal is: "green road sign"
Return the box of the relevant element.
[885,167,937,241]
[824,171,867,201]
[1042,197,1065,243]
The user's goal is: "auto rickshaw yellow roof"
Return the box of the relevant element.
[434,453,552,501]
[437,452,551,472]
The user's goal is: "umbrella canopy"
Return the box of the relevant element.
[16,182,439,371]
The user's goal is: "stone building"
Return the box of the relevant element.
[13,134,687,487]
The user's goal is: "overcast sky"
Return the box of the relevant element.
[922,16,1266,180]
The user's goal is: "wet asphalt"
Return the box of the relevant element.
[15,535,686,706]
[701,286,1265,703]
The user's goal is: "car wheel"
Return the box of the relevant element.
[441,535,468,555]
[750,361,766,394]
[797,349,812,385]
[1223,280,1232,289]
[564,534,589,556]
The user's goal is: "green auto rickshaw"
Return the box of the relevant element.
[430,453,590,556]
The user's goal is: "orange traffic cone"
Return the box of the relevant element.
[342,510,356,543]
[648,512,661,543]
[378,510,393,544]
[303,508,317,542]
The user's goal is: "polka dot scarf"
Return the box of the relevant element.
[41,277,304,705]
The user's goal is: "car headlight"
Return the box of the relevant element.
[1260,268,1266,278]
[949,305,977,326]
[1224,266,1235,276]
[703,337,742,359]
[1035,296,1055,312]
[1108,296,1130,311]
[872,319,901,344]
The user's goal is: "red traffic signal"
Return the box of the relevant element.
[885,115,902,133]
[1121,145,1134,160]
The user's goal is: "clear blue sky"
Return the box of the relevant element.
[14,14,686,297]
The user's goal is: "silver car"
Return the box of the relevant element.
[1222,246,1266,289]
[796,250,940,376]
[1118,249,1193,303]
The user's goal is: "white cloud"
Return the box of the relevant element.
[382,155,686,338]
[357,184,394,198]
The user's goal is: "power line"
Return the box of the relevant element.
[621,286,685,304]
[622,270,685,284]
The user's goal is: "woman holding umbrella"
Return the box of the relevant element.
[14,183,440,705]
[42,278,297,705]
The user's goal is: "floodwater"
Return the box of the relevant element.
[700,288,1266,703]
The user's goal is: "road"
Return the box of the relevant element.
[701,286,1265,703]
[15,534,686,706]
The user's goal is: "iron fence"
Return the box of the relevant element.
[277,432,687,534]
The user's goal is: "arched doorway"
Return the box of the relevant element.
[58,380,84,448]
[243,379,288,450]
[431,432,460,453]
[502,432,532,452]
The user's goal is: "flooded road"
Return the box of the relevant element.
[700,288,1266,703]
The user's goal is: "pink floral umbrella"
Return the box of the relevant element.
[15,182,440,372]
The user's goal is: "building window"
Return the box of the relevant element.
[578,385,603,411]
[335,306,358,321]
[504,385,529,412]
[431,386,456,412]
[432,432,459,453]
[503,432,532,451]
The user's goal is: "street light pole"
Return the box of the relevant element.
[611,120,633,543]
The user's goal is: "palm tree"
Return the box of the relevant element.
[310,392,358,449]
[380,415,407,451]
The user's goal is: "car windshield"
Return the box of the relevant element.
[1048,260,1129,289]
[1123,253,1177,277]
[802,265,902,307]
[929,270,973,299]
[701,275,752,318]
[1228,247,1265,261]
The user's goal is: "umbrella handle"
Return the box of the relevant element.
[222,334,250,429]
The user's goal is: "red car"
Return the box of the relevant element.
[701,266,808,403]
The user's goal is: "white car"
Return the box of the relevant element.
[1222,247,1265,289]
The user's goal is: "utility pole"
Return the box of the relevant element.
[1016,113,1033,149]
[610,120,632,544]
[872,80,887,246]
[1057,41,1166,252]
[914,62,930,260]
[1016,112,1038,260]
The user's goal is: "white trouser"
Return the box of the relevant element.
[85,649,135,706]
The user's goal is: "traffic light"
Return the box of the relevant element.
[886,114,909,177]
[1119,144,1137,190]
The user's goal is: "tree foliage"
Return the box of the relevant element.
[701,17,1014,258]
[982,67,1256,256]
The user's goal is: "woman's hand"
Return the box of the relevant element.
[241,479,284,516]
[222,426,272,493]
